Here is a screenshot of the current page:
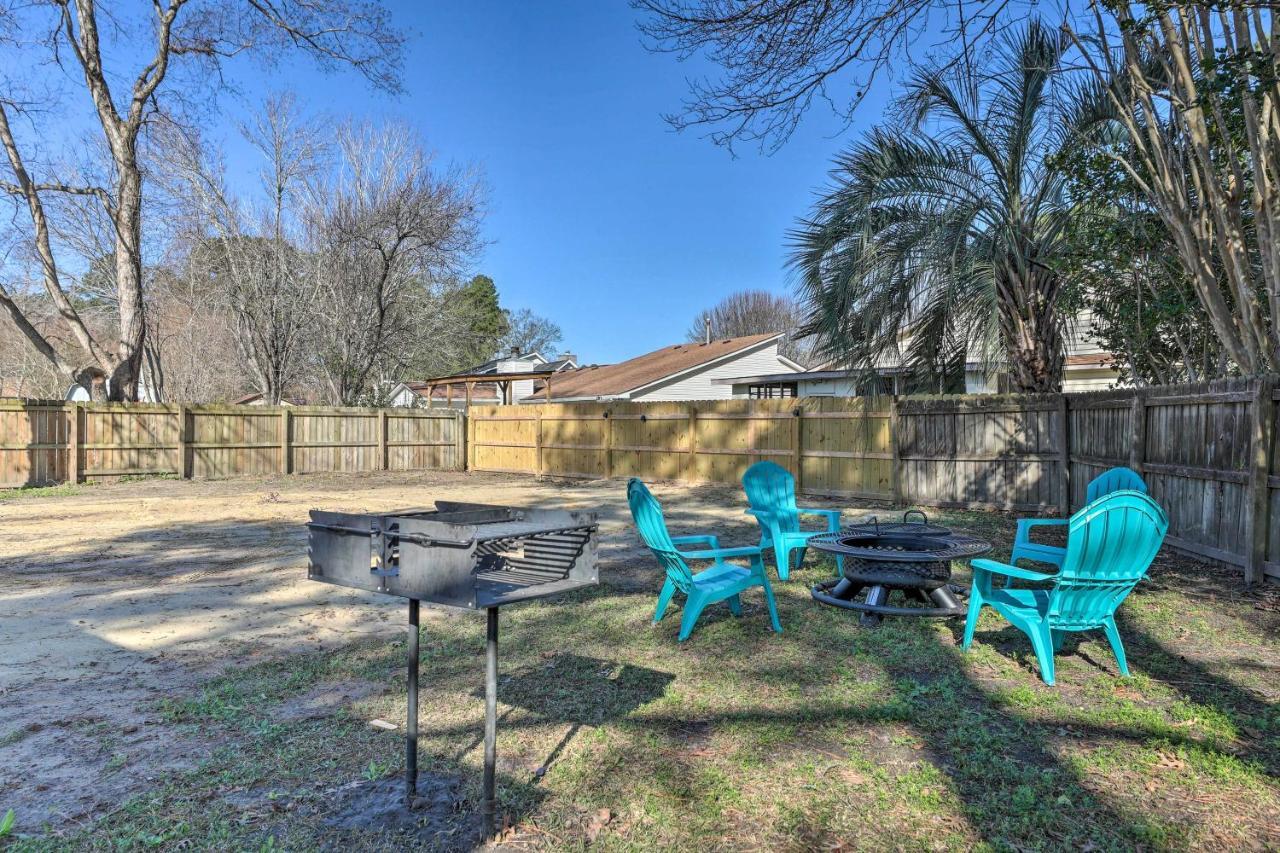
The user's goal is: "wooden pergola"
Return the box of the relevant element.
[418,370,559,407]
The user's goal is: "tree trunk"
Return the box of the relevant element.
[108,163,147,401]
[997,269,1065,393]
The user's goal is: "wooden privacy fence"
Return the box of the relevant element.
[468,398,894,501]
[470,377,1279,584]
[0,400,463,486]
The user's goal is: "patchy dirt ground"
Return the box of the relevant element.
[2,471,1278,850]
[0,470,775,835]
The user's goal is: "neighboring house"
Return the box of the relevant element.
[962,310,1120,393]
[524,334,805,403]
[717,313,1121,398]
[393,350,579,409]
[65,375,160,403]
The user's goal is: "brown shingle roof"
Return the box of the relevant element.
[527,333,781,401]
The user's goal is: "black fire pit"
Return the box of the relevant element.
[809,512,989,627]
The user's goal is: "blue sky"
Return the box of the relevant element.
[216,0,889,364]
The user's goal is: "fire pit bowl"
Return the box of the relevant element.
[809,512,989,627]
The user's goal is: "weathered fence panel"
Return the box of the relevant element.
[1067,378,1272,580]
[897,395,1066,512]
[0,399,462,486]
[469,398,893,501]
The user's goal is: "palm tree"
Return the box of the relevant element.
[792,21,1078,393]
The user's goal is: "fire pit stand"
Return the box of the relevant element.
[307,501,598,837]
[808,512,989,627]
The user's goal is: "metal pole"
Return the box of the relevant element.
[482,606,499,837]
[406,598,420,805]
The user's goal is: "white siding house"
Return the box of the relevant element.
[526,334,804,403]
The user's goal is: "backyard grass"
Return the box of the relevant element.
[2,479,1278,851]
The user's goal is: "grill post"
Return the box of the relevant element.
[406,598,420,804]
[482,606,499,837]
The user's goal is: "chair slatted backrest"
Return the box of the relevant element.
[742,461,800,534]
[1085,466,1147,505]
[627,478,695,593]
[1050,490,1168,630]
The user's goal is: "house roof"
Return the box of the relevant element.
[527,333,783,402]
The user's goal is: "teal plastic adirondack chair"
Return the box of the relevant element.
[1012,467,1147,569]
[962,490,1168,685]
[742,461,843,580]
[628,478,783,642]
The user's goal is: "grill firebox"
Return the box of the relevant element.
[306,500,599,837]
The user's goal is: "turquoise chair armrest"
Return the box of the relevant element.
[672,534,720,549]
[971,558,1057,582]
[680,545,766,561]
[1014,517,1068,544]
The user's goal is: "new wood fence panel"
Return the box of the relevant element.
[470,409,538,474]
[0,400,69,487]
[470,398,894,500]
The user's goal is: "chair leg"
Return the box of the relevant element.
[677,593,708,642]
[794,547,807,571]
[653,578,677,624]
[1028,623,1056,686]
[1102,617,1130,677]
[774,542,791,581]
[727,594,742,617]
[961,586,983,650]
[760,580,782,634]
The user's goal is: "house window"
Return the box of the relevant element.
[748,383,797,399]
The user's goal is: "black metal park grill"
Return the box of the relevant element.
[307,500,598,836]
[809,512,989,627]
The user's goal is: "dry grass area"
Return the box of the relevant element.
[1,470,1278,851]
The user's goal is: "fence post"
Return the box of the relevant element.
[1245,377,1276,585]
[792,404,804,495]
[177,405,191,479]
[454,410,465,471]
[467,407,476,471]
[889,397,902,506]
[68,403,81,484]
[1129,392,1146,475]
[1057,394,1070,516]
[377,410,388,471]
[603,410,614,480]
[686,405,698,483]
[280,408,291,475]
[535,409,544,480]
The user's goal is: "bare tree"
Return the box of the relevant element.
[161,96,326,403]
[688,289,812,363]
[636,0,1022,151]
[307,123,485,405]
[501,308,563,356]
[1071,2,1280,375]
[0,0,403,400]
